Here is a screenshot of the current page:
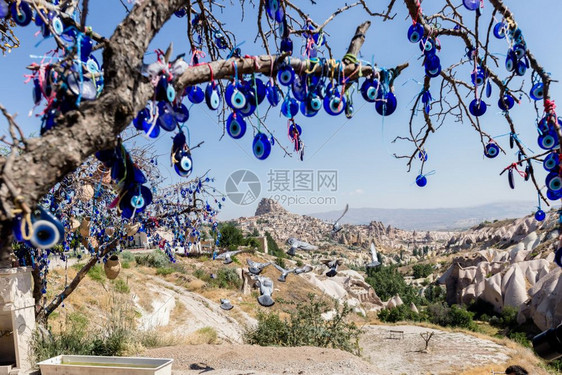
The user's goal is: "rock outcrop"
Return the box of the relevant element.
[237,199,457,266]
[255,198,287,216]
[302,269,384,312]
[519,268,562,330]
[438,227,559,330]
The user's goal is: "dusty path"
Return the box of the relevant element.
[144,344,380,375]
[143,324,529,375]
[359,325,514,374]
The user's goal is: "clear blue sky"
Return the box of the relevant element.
[0,1,560,220]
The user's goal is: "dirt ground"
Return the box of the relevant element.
[143,324,545,375]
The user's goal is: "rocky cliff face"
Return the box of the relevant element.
[437,213,561,330]
[237,199,457,265]
[237,199,562,331]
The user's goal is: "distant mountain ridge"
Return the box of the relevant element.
[307,202,535,231]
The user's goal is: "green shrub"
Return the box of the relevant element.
[489,315,503,326]
[378,304,423,323]
[32,312,129,364]
[426,302,476,330]
[194,327,218,344]
[366,265,424,306]
[469,299,519,330]
[193,267,241,289]
[412,264,433,279]
[87,264,106,283]
[210,267,241,289]
[468,298,496,320]
[135,250,169,268]
[218,223,244,249]
[427,302,451,326]
[245,294,360,355]
[120,251,135,262]
[246,311,288,346]
[275,257,286,269]
[424,284,445,303]
[508,331,531,348]
[138,330,171,348]
[89,327,129,356]
[547,359,562,372]
[448,305,475,329]
[296,259,304,267]
[122,261,131,269]
[156,267,175,276]
[244,237,262,251]
[193,268,206,280]
[500,306,519,328]
[113,279,130,294]
[265,231,285,258]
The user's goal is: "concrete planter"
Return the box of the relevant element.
[0,267,35,372]
[38,355,173,375]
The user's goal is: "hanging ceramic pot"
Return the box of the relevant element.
[126,222,141,237]
[77,184,94,202]
[104,255,121,280]
[79,217,91,237]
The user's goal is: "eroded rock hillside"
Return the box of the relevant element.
[235,199,562,331]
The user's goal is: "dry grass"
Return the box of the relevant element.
[42,249,552,375]
[459,343,549,375]
[170,298,192,323]
[185,327,218,345]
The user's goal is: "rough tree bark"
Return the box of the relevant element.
[0,0,185,267]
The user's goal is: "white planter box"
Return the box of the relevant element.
[38,355,173,375]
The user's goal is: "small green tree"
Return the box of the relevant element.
[366,265,423,306]
[244,237,262,251]
[426,302,476,330]
[377,304,422,323]
[424,284,445,303]
[265,231,285,258]
[412,264,433,279]
[218,223,244,250]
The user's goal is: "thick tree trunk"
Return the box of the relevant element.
[0,0,186,268]
[0,221,12,268]
[36,239,118,323]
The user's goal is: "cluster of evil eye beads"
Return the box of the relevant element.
[409,2,551,199]
[538,115,562,205]
[6,1,225,285]
[134,57,399,164]
[95,144,153,219]
[0,0,103,134]
[146,0,395,163]
[7,0,103,251]
[466,8,530,118]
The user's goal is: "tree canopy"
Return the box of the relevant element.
[0,0,561,320]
